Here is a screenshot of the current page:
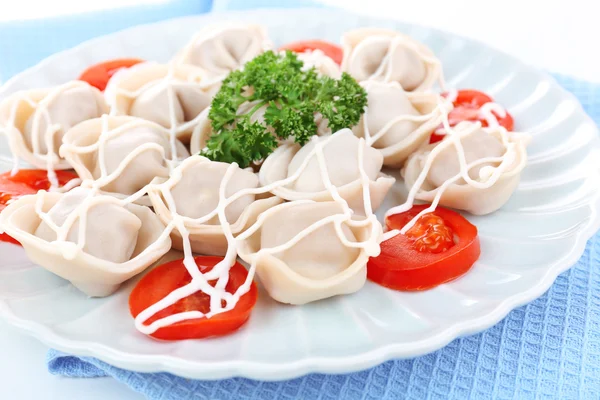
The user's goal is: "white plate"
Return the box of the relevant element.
[0,8,599,381]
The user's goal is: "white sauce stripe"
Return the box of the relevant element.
[354,34,446,91]
[6,31,522,337]
[433,98,509,139]
[360,80,452,147]
[108,62,210,166]
[20,67,381,335]
[134,130,382,333]
[21,79,487,334]
[2,82,92,189]
[384,97,517,235]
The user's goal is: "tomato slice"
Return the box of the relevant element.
[0,169,79,245]
[129,256,258,340]
[453,89,493,107]
[431,89,514,143]
[78,58,144,91]
[367,205,480,291]
[279,40,343,65]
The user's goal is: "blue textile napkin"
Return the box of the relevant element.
[2,0,600,399]
[0,0,212,82]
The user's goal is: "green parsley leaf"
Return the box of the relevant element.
[200,118,277,168]
[201,50,367,167]
[316,73,369,133]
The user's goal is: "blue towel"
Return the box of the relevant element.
[0,0,213,82]
[3,1,600,399]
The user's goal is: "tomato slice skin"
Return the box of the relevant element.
[79,58,144,91]
[454,89,493,107]
[431,89,514,144]
[428,131,446,145]
[0,169,79,245]
[0,233,20,245]
[279,40,344,65]
[129,256,258,340]
[0,169,78,192]
[367,205,480,291]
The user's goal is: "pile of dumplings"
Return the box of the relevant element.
[0,24,529,313]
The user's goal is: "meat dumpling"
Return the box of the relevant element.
[60,116,190,196]
[173,23,272,79]
[147,155,282,256]
[187,49,336,155]
[402,122,530,215]
[352,80,451,167]
[189,108,213,155]
[34,187,141,264]
[259,129,395,215]
[0,81,108,169]
[0,187,171,296]
[105,62,213,144]
[341,28,442,92]
[295,49,341,78]
[237,201,382,304]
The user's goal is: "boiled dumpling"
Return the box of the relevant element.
[0,81,108,169]
[259,129,395,215]
[189,108,212,155]
[60,116,190,196]
[147,155,282,256]
[402,122,530,215]
[105,62,212,143]
[341,28,441,92]
[296,49,341,78]
[22,84,106,156]
[261,204,359,280]
[169,157,257,224]
[173,24,272,79]
[237,201,382,304]
[352,81,451,167]
[35,187,141,264]
[187,48,335,154]
[0,188,171,296]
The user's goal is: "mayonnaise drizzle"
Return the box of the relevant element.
[134,131,381,334]
[60,116,179,194]
[360,80,452,147]
[478,102,507,128]
[445,88,458,103]
[175,24,272,82]
[4,28,523,335]
[358,81,516,240]
[107,62,215,169]
[21,79,513,335]
[433,99,508,137]
[15,75,379,336]
[383,100,518,238]
[349,34,446,91]
[0,81,96,191]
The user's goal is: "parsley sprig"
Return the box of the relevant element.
[200,50,367,168]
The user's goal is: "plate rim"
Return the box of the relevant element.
[1,7,599,381]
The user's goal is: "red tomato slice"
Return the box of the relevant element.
[430,89,514,143]
[367,205,480,291]
[279,40,344,65]
[0,169,79,245]
[453,89,493,107]
[79,58,144,91]
[129,256,258,340]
